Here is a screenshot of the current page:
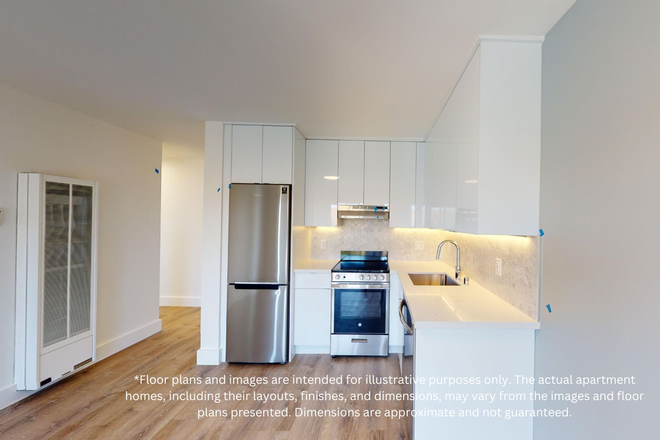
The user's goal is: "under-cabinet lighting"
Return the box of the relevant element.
[464,180,478,184]
[324,176,339,180]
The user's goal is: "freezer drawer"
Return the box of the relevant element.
[226,285,288,363]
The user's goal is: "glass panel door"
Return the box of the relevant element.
[333,288,387,334]
[43,182,70,347]
[70,185,93,336]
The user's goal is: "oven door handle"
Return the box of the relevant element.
[399,299,414,335]
[331,283,389,290]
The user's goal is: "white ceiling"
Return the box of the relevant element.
[0,1,575,153]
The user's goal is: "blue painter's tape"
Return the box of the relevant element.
[546,304,552,313]
[155,168,160,174]
[374,207,378,212]
[228,184,231,189]
[539,229,545,236]
[217,188,221,192]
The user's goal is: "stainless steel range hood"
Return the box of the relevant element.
[337,205,389,220]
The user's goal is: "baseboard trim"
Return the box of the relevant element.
[96,319,163,361]
[159,296,201,307]
[294,345,331,354]
[0,384,33,411]
[197,348,223,365]
[389,345,403,354]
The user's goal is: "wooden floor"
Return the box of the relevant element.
[0,307,407,440]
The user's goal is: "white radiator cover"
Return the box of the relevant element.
[15,173,98,390]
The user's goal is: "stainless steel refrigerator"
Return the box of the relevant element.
[226,184,290,363]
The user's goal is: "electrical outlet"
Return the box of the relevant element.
[320,239,327,250]
[415,241,424,251]
[496,258,502,277]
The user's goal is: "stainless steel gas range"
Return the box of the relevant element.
[330,251,390,357]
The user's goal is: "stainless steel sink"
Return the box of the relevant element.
[408,273,460,286]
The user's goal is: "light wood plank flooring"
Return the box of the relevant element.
[1,307,408,439]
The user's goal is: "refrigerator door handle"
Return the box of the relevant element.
[233,283,282,290]
[278,186,290,283]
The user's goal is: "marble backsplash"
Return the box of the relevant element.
[310,220,538,318]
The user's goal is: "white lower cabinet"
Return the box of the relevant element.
[409,327,535,439]
[294,287,331,353]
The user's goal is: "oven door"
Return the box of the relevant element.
[331,283,389,334]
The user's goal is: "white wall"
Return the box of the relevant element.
[160,148,204,307]
[0,83,162,408]
[536,0,660,438]
[197,122,224,365]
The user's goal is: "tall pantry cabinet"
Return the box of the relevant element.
[15,173,98,390]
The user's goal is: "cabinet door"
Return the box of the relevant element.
[231,125,263,183]
[338,140,364,205]
[427,143,458,230]
[415,143,427,228]
[389,142,416,228]
[389,272,403,348]
[292,129,306,226]
[294,288,331,347]
[455,142,479,233]
[263,126,293,184]
[305,140,338,226]
[364,141,390,206]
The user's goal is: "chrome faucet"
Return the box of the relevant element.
[436,240,462,279]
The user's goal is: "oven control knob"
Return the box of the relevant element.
[358,275,364,281]
[379,275,385,280]
[335,274,340,280]
[366,275,372,280]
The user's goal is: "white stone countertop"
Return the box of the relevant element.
[294,259,539,330]
[292,259,336,271]
[391,260,539,330]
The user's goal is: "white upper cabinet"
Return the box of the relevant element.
[231,125,263,183]
[262,126,293,184]
[425,39,542,236]
[415,143,427,228]
[426,142,458,230]
[455,142,478,233]
[292,129,306,226]
[305,140,338,227]
[338,141,365,205]
[364,141,390,206]
[231,125,293,184]
[389,142,416,228]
